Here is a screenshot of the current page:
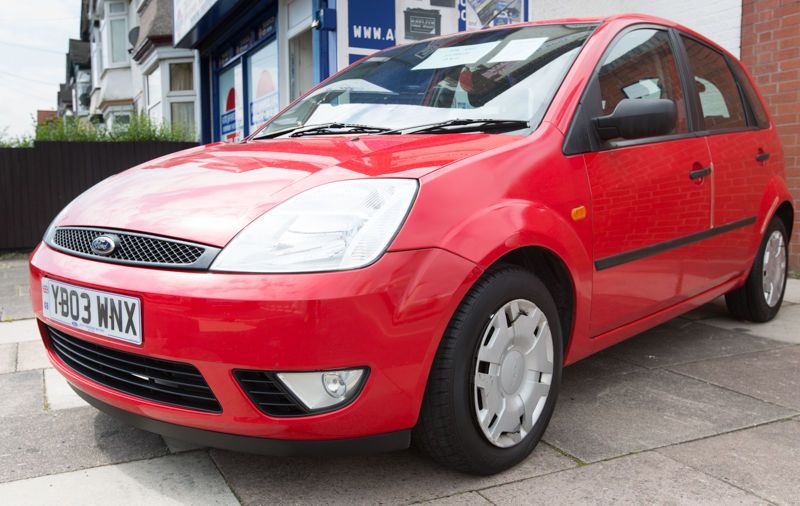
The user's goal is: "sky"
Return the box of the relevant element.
[0,0,81,139]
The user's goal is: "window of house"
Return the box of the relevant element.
[681,36,747,131]
[597,29,687,137]
[105,2,128,66]
[146,67,162,122]
[91,32,103,87]
[169,63,193,91]
[171,102,195,131]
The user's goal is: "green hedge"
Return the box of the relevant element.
[1,114,196,147]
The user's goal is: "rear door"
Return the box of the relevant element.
[576,27,714,336]
[677,35,777,287]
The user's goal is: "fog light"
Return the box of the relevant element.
[322,372,348,398]
[276,368,366,412]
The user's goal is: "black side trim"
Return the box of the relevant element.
[595,216,757,271]
[71,385,411,457]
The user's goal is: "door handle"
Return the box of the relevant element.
[689,166,712,180]
[756,151,770,162]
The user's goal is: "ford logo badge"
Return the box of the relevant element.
[90,235,118,256]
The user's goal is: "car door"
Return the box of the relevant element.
[573,27,714,336]
[677,35,778,287]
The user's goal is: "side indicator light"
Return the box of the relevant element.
[571,206,587,221]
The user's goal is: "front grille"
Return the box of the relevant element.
[48,227,219,269]
[234,370,308,416]
[47,326,221,413]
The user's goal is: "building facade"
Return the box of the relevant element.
[57,0,201,137]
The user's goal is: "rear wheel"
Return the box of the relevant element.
[726,217,789,322]
[414,265,563,475]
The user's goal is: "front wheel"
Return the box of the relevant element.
[414,266,563,475]
[726,217,789,322]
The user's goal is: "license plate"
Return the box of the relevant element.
[42,278,142,345]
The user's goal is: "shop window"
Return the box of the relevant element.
[247,41,279,132]
[170,63,193,91]
[218,64,244,141]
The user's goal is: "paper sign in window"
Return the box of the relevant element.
[412,42,501,70]
[488,38,548,63]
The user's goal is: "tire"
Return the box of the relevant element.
[726,217,789,323]
[414,265,563,475]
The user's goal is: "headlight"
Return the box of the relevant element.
[210,179,418,273]
[43,206,72,244]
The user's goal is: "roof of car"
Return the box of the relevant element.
[467,13,732,60]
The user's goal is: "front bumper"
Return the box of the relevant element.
[30,243,481,443]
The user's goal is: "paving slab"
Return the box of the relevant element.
[0,369,43,417]
[562,349,645,383]
[0,318,40,344]
[0,258,33,321]
[699,303,800,344]
[0,342,16,374]
[211,444,575,505]
[480,451,763,505]
[670,346,800,411]
[0,451,239,506]
[16,339,50,371]
[422,492,493,505]
[660,420,800,505]
[44,368,89,410]
[163,436,206,454]
[603,318,786,369]
[544,368,792,463]
[680,297,731,321]
[784,278,800,304]
[0,407,168,483]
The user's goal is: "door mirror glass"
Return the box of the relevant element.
[593,98,677,140]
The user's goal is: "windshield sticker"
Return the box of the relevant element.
[412,41,501,70]
[488,37,548,62]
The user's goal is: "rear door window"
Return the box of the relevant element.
[680,36,747,131]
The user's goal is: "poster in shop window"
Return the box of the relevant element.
[342,0,529,68]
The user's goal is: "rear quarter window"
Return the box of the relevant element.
[729,60,771,128]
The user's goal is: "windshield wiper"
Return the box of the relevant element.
[252,122,393,140]
[290,122,393,137]
[389,118,530,135]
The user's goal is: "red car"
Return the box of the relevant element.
[30,14,793,475]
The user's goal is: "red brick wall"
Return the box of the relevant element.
[740,0,800,272]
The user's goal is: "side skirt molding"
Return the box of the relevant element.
[594,216,757,271]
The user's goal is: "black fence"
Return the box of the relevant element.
[0,141,198,250]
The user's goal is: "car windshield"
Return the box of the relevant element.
[253,23,597,138]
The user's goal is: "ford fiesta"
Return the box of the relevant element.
[30,14,793,475]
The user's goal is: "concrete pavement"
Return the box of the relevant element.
[0,257,798,504]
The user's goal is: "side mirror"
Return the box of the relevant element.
[593,99,677,141]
